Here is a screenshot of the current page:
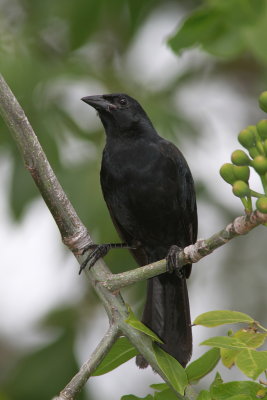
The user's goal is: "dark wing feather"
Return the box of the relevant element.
[105,202,149,266]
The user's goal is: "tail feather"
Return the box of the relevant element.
[136,272,192,368]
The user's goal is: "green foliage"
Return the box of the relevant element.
[193,310,254,327]
[153,344,188,395]
[168,0,267,62]
[194,310,267,383]
[185,348,220,383]
[210,380,267,400]
[197,390,212,400]
[101,310,267,399]
[92,337,138,376]
[125,306,163,343]
[121,395,153,400]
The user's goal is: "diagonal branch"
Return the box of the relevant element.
[0,73,184,398]
[0,73,89,253]
[53,324,120,400]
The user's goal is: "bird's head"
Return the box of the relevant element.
[81,93,153,136]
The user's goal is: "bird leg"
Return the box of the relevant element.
[79,242,137,274]
[166,245,185,278]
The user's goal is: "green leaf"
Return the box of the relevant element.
[150,383,178,400]
[194,310,254,327]
[211,381,267,400]
[210,372,224,392]
[125,306,163,343]
[168,7,221,54]
[92,337,138,376]
[220,348,240,368]
[150,383,169,391]
[168,0,267,61]
[236,349,267,380]
[121,396,153,400]
[197,390,212,400]
[201,336,248,350]
[234,330,267,348]
[153,344,188,395]
[225,396,252,400]
[154,388,178,400]
[186,348,220,383]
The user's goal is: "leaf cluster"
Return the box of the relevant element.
[91,310,267,400]
[169,0,267,63]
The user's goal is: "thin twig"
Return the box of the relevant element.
[53,324,120,400]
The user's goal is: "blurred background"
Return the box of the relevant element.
[0,0,267,399]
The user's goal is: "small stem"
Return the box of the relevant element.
[240,197,249,210]
[250,190,265,198]
[260,175,267,196]
[57,324,120,400]
[256,323,267,333]
[246,196,252,212]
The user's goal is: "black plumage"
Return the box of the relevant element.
[81,93,198,367]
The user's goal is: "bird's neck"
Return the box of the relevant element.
[105,119,159,145]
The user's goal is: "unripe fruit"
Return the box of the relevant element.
[220,163,235,184]
[249,147,260,159]
[238,126,256,149]
[251,155,267,175]
[256,120,267,140]
[231,150,250,166]
[256,197,267,213]
[233,165,250,182]
[232,181,250,198]
[259,91,267,113]
[263,139,267,155]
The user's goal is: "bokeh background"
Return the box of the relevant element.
[0,0,267,399]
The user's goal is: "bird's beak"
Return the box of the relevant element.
[81,95,116,112]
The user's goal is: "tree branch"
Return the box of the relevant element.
[101,211,267,291]
[0,73,184,398]
[0,73,89,253]
[53,324,120,400]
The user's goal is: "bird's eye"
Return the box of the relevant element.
[119,98,127,106]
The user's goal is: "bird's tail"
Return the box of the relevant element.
[136,272,192,368]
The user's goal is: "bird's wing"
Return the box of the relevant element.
[158,139,198,245]
[106,202,149,266]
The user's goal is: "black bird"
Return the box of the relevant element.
[81,93,198,368]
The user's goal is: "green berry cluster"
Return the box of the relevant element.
[220,91,267,214]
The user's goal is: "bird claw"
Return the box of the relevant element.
[166,245,184,278]
[79,243,110,274]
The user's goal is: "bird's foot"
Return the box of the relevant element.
[79,241,138,274]
[166,245,184,278]
[79,243,110,274]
